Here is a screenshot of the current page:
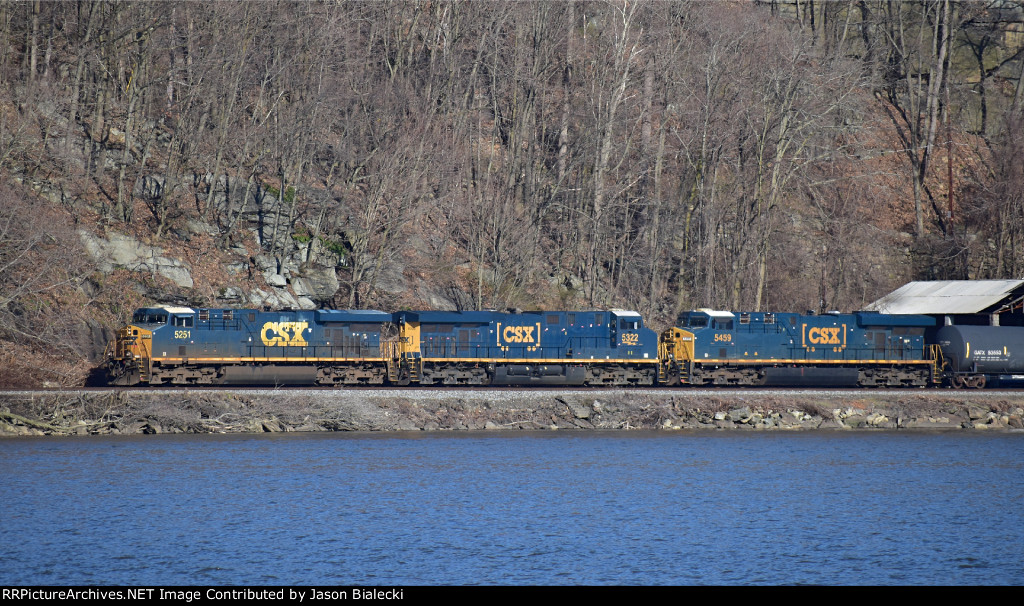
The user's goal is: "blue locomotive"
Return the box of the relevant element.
[106,306,397,385]
[659,309,939,387]
[392,309,660,385]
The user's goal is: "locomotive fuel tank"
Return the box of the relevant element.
[937,325,1024,374]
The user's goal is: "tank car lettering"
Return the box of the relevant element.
[261,321,309,347]
[976,349,1008,361]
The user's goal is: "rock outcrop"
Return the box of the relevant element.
[79,229,194,288]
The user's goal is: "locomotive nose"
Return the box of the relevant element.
[105,324,152,385]
[117,326,142,357]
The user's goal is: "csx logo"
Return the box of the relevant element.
[261,321,309,347]
[502,325,537,343]
[497,322,542,352]
[803,324,846,349]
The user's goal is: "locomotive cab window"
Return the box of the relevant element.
[619,319,638,330]
[714,319,733,330]
[172,316,194,328]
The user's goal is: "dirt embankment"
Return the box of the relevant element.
[2,389,1023,436]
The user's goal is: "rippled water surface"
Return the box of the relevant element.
[2,430,1022,585]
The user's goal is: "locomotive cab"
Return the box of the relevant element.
[107,306,196,385]
[609,310,654,359]
[676,309,739,360]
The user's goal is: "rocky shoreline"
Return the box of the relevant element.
[2,389,1024,436]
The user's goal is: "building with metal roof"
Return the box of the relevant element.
[864,280,1024,326]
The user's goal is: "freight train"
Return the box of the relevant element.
[104,306,1024,389]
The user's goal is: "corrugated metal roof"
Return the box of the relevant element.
[864,280,1024,314]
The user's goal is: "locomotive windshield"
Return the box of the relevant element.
[132,309,168,325]
[678,314,708,328]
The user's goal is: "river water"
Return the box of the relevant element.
[1,430,1022,586]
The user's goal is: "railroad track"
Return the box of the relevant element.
[3,386,1024,398]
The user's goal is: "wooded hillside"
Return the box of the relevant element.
[1,0,1023,386]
